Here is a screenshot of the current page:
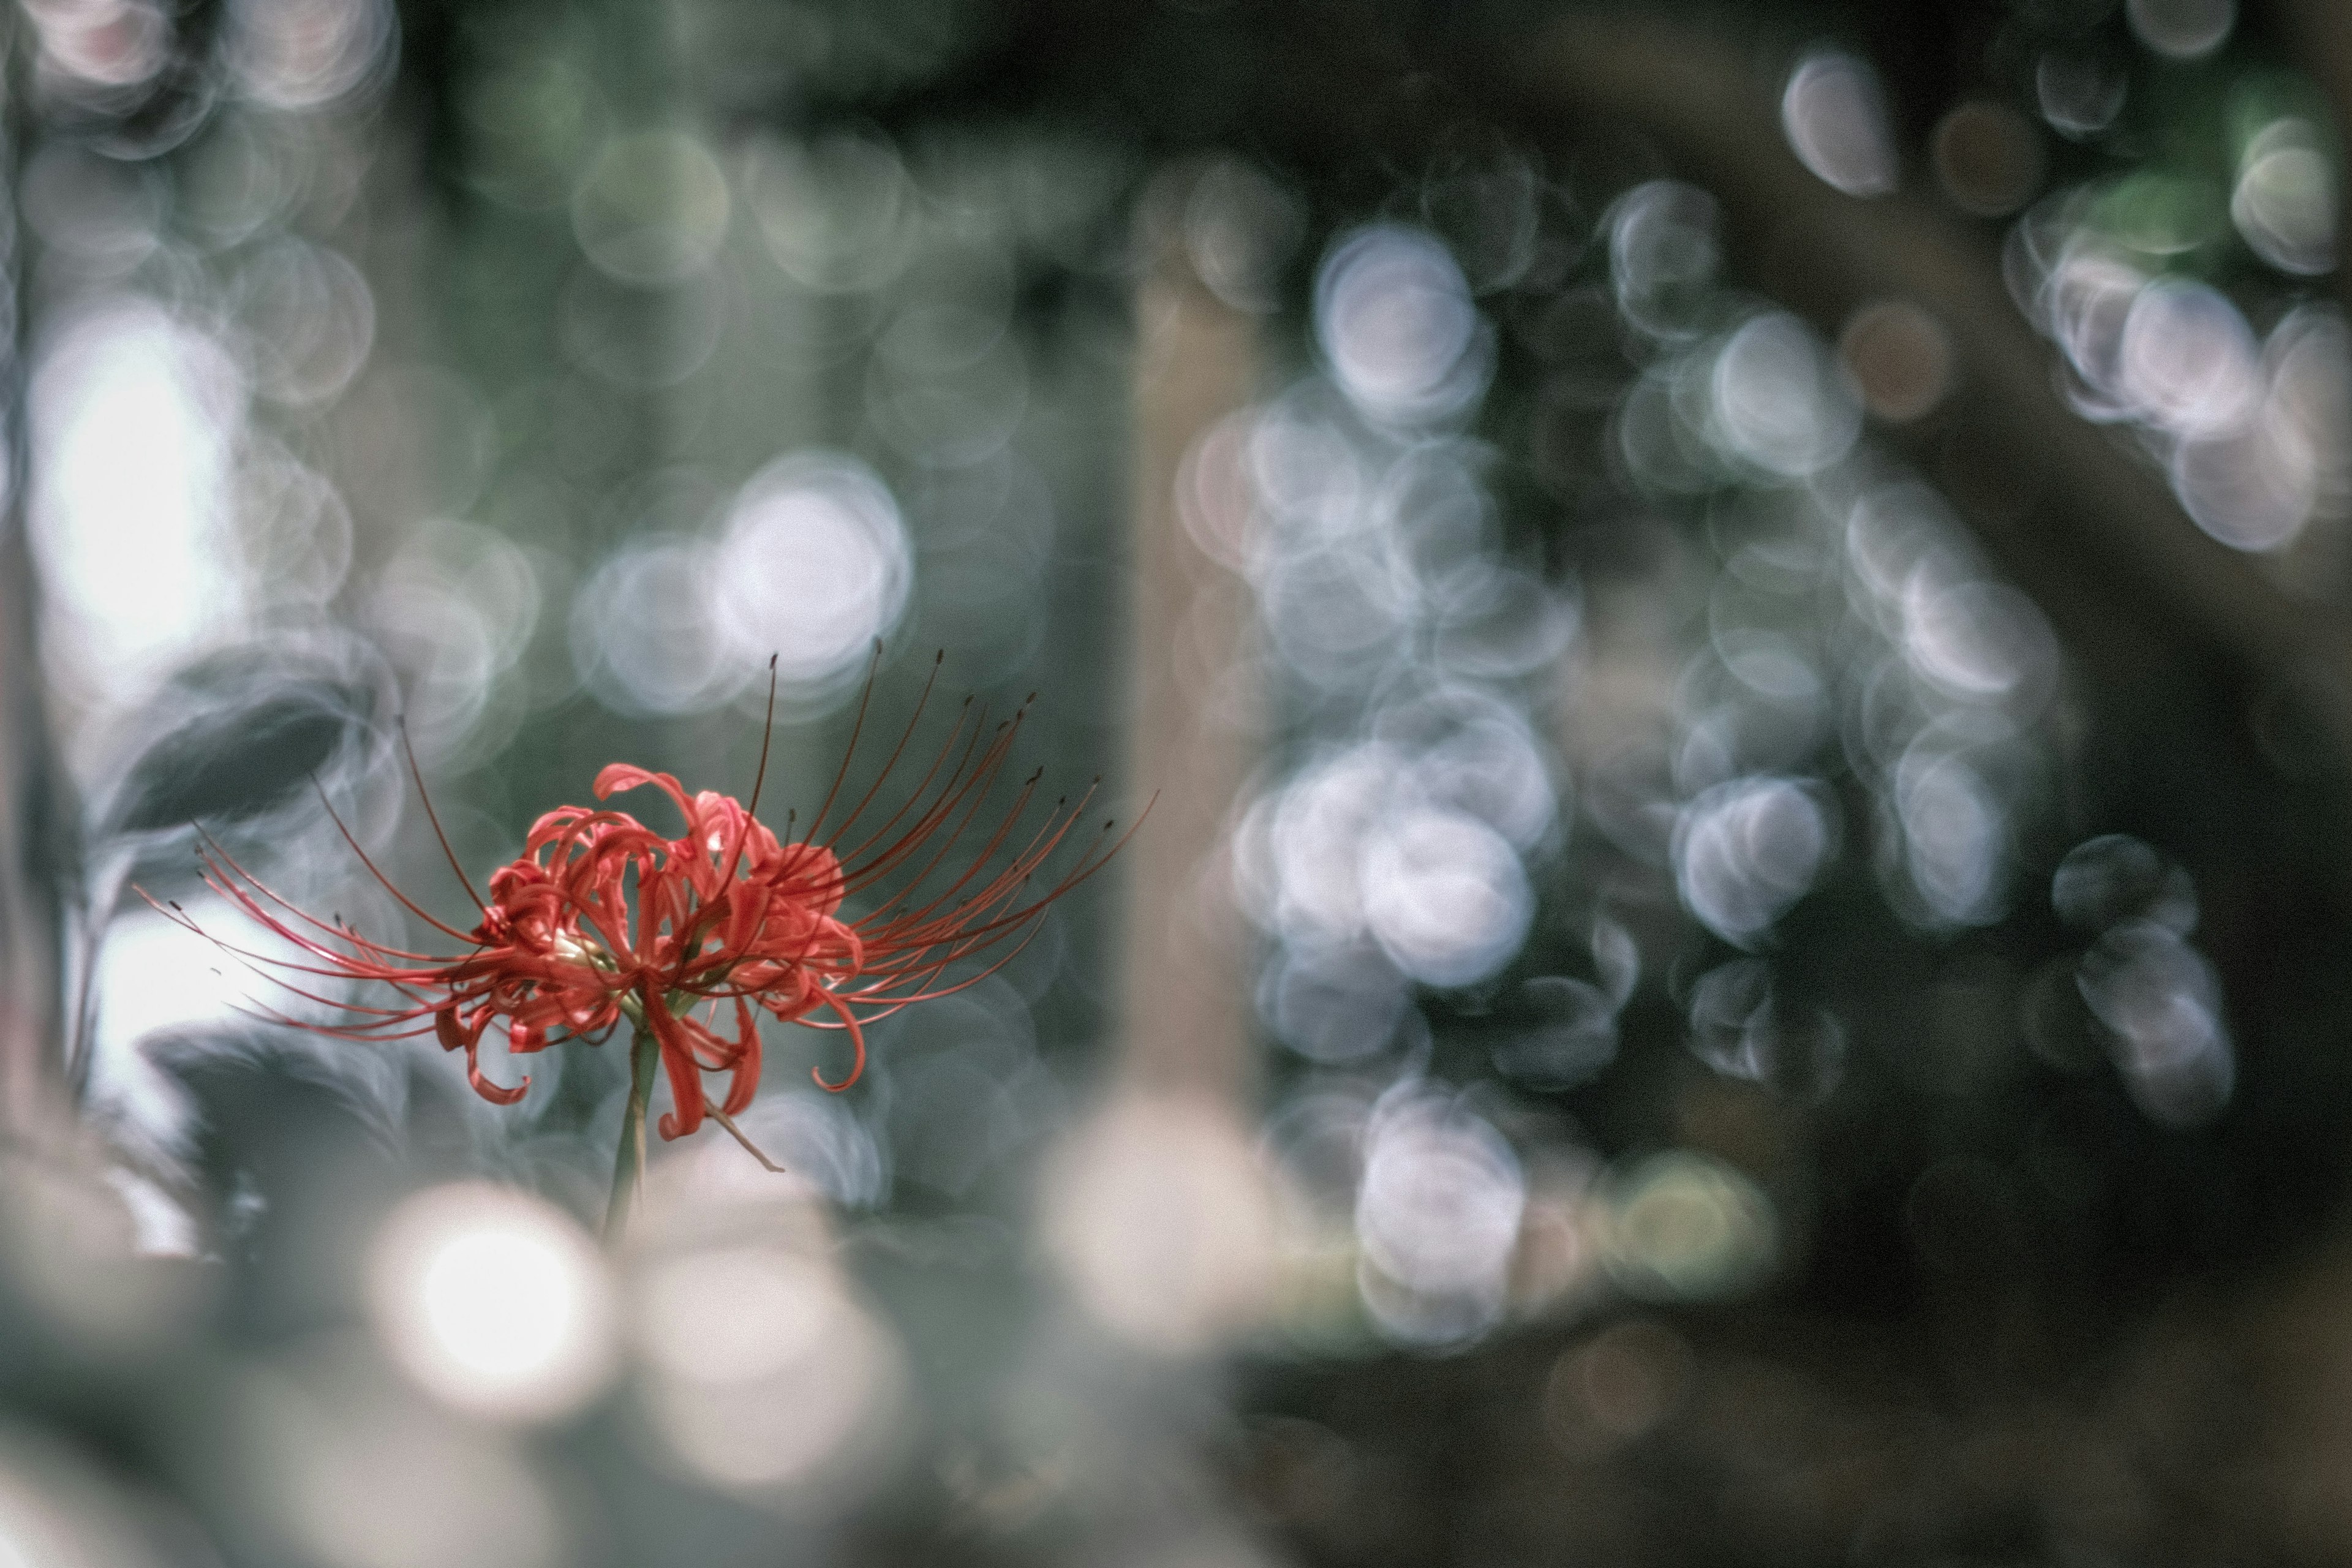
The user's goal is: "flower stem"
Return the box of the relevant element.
[603,1023,660,1246]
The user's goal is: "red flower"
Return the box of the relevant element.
[158,667,1131,1152]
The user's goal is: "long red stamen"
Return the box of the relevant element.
[398,720,490,915]
[799,641,890,845]
[153,659,1140,1136]
[306,784,482,943]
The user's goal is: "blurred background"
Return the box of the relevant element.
[7,0,2352,1562]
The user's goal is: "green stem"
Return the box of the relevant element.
[603,1023,661,1246]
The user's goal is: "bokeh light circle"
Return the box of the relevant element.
[1361,807,1533,989]
[1314,224,1488,424]
[366,1182,619,1425]
[573,130,731,285]
[711,453,913,696]
[1781,49,1898,198]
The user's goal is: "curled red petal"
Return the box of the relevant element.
[721,996,761,1115]
[467,1054,530,1106]
[649,998,706,1140]
[810,989,867,1091]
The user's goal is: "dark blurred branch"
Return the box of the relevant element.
[1500,11,2352,793]
[0,12,72,1138]
[2272,0,2352,330]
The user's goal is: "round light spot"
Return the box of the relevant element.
[2118,279,2261,439]
[1673,775,1836,947]
[1839,300,1953,422]
[29,300,248,706]
[1493,976,1619,1090]
[710,453,912,698]
[1186,159,1306,314]
[1599,1152,1776,1301]
[1900,575,2057,705]
[1711,313,1861,477]
[1932,102,2045,217]
[2173,421,2318,552]
[1355,1091,1525,1344]
[745,134,916,294]
[226,0,395,109]
[1609,181,1721,340]
[1781,49,1899,198]
[570,536,735,716]
[1360,807,1532,989]
[367,1183,618,1424]
[1314,224,1487,424]
[2232,121,2336,277]
[572,130,731,285]
[1043,1095,1277,1352]
[2078,921,2233,1126]
[2053,834,2197,933]
[1896,748,2007,925]
[2127,0,2233,61]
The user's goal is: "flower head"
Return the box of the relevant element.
[159,662,1131,1148]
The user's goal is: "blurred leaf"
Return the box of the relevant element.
[97,669,377,841]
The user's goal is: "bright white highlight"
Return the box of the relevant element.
[1673,775,1836,948]
[1314,224,1488,424]
[713,453,913,691]
[570,452,911,716]
[1781,50,1899,198]
[226,0,396,108]
[368,1183,618,1424]
[1354,1086,1526,1344]
[30,300,246,703]
[1361,808,1532,989]
[2118,280,2262,440]
[1711,312,1863,477]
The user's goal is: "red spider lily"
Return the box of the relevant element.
[153,661,1134,1156]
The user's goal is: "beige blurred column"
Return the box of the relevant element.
[1115,173,1262,1104]
[1042,169,1275,1357]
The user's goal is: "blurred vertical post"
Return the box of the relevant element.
[1038,167,1276,1359]
[1117,170,1258,1102]
[0,10,67,1137]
